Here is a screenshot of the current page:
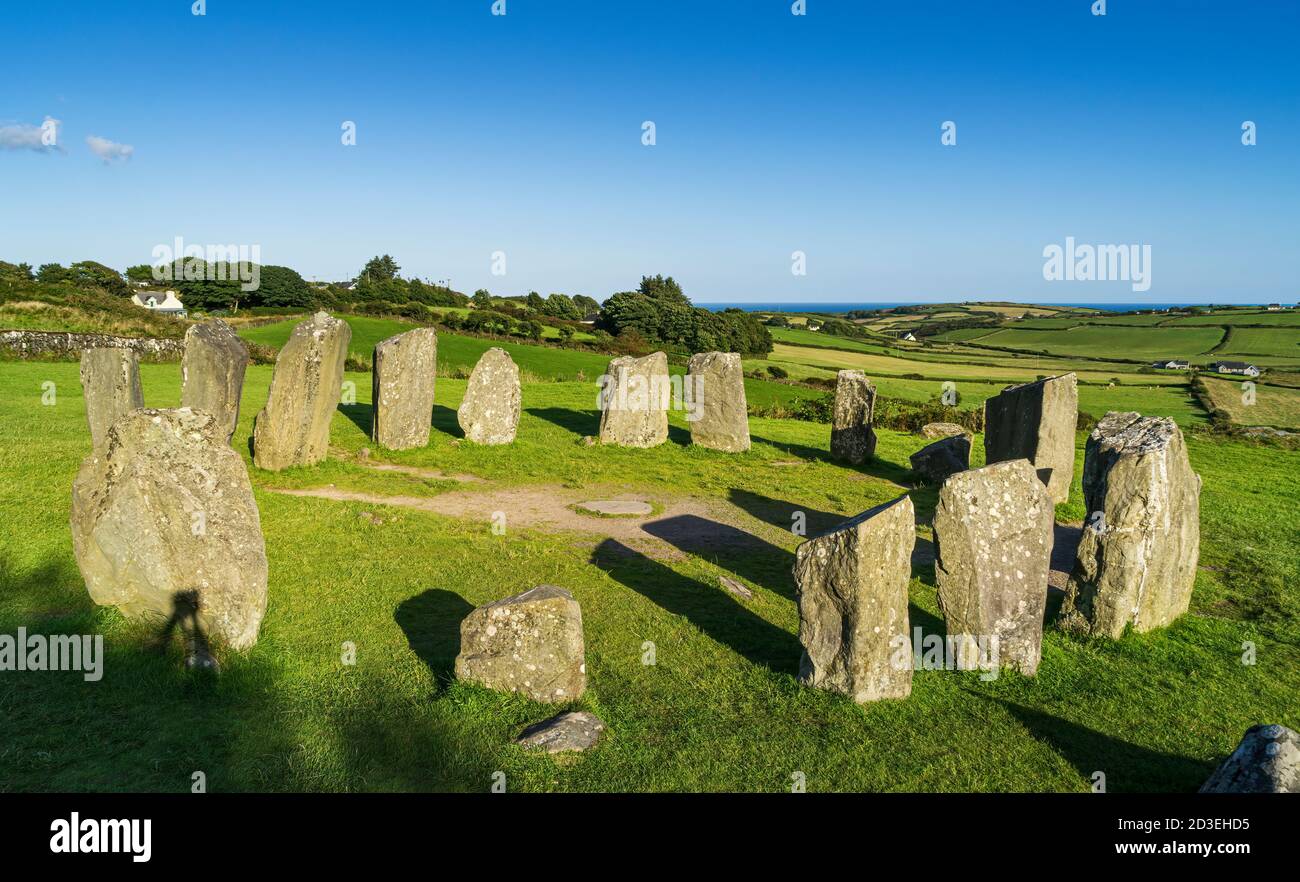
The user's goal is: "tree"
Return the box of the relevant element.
[526,291,545,312]
[638,274,688,304]
[0,261,34,281]
[125,264,155,284]
[573,294,600,315]
[36,263,74,284]
[257,265,313,308]
[358,254,400,283]
[543,293,582,319]
[472,289,493,309]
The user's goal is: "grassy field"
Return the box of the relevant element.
[973,326,1226,361]
[1214,327,1300,363]
[1,340,1296,792]
[1200,376,1300,430]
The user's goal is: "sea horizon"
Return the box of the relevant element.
[696,301,1286,314]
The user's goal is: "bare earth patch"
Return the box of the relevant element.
[268,482,789,561]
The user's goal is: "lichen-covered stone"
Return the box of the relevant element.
[252,311,350,471]
[686,351,749,452]
[516,711,606,753]
[181,319,248,443]
[983,372,1077,504]
[80,348,144,450]
[371,327,437,450]
[70,408,268,650]
[830,370,876,464]
[455,585,585,702]
[793,495,914,703]
[1199,724,1299,793]
[920,422,970,440]
[910,435,971,485]
[598,351,670,447]
[456,347,520,445]
[934,459,1054,675]
[1060,412,1201,638]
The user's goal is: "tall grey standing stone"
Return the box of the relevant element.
[830,370,877,464]
[456,347,520,445]
[371,327,437,450]
[80,348,144,450]
[252,311,350,471]
[598,351,670,448]
[181,319,248,443]
[454,585,586,703]
[1199,725,1299,793]
[70,408,268,650]
[1060,412,1201,638]
[686,351,750,452]
[793,495,915,703]
[983,372,1077,504]
[910,435,971,485]
[934,459,1054,675]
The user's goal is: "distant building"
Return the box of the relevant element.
[900,331,917,342]
[806,320,823,331]
[1266,303,1282,310]
[1151,360,1189,370]
[131,290,186,317]
[1210,361,1260,377]
[579,312,600,325]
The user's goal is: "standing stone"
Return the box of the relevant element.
[1060,412,1201,638]
[983,372,1077,504]
[181,319,248,443]
[830,370,877,464]
[933,459,1054,675]
[1199,725,1299,794]
[909,435,971,485]
[80,348,144,450]
[371,327,437,450]
[252,311,350,471]
[920,422,970,440]
[454,585,585,703]
[686,351,750,452]
[598,352,670,448]
[793,495,915,703]
[456,347,520,445]
[70,408,268,650]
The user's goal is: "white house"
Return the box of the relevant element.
[1151,360,1190,370]
[900,331,918,342]
[1210,361,1260,377]
[132,290,187,317]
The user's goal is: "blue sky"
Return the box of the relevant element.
[2,0,1297,304]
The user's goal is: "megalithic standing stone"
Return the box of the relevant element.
[793,494,915,703]
[598,351,670,447]
[685,351,750,452]
[456,346,521,445]
[830,369,877,464]
[181,318,248,443]
[983,372,1077,504]
[71,407,269,650]
[371,327,438,450]
[934,459,1054,675]
[252,311,351,471]
[79,347,144,450]
[1060,411,1201,638]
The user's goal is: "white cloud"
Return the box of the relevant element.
[0,117,62,152]
[86,135,134,163]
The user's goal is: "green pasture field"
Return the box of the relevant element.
[0,320,1293,793]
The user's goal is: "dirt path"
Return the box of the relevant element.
[268,481,791,561]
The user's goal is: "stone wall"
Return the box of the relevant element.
[0,329,186,361]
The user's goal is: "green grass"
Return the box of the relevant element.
[974,326,1226,361]
[1214,327,1300,362]
[1200,376,1300,430]
[1,349,1296,792]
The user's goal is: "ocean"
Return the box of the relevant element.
[696,302,1259,314]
